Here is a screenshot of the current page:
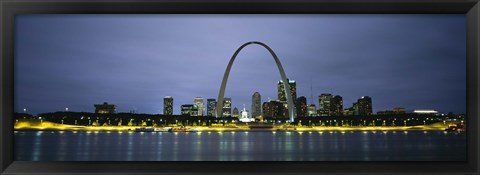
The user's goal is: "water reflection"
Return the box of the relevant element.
[14,131,466,161]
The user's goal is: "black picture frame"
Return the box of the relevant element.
[1,0,479,174]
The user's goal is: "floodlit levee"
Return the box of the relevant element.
[215,41,296,122]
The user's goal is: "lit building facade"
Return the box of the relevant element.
[331,95,343,116]
[262,100,286,119]
[319,93,333,116]
[296,96,307,118]
[222,97,232,117]
[180,104,198,116]
[206,99,217,117]
[163,96,173,115]
[278,79,297,102]
[94,102,116,114]
[251,92,262,118]
[193,97,204,116]
[239,105,254,122]
[413,109,438,115]
[357,96,373,116]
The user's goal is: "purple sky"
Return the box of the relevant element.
[14,14,466,115]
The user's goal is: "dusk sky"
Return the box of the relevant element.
[14,14,466,115]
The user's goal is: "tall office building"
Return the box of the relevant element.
[262,100,285,119]
[193,97,204,116]
[278,79,296,119]
[163,96,173,115]
[296,96,307,118]
[307,104,317,117]
[223,97,232,117]
[331,95,343,116]
[357,96,372,116]
[180,104,198,116]
[251,92,262,118]
[319,93,333,116]
[277,79,297,102]
[206,99,217,117]
[232,107,239,118]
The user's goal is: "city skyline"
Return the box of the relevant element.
[14,14,466,115]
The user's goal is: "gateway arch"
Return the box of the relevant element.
[215,41,296,122]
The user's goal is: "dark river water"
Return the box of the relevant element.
[14,130,466,161]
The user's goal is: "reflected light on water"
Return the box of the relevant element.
[14,130,467,161]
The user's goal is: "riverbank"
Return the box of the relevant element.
[14,121,450,132]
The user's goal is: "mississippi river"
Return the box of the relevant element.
[14,130,466,161]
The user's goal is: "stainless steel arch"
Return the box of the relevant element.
[215,41,295,122]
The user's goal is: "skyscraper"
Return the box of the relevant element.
[278,79,296,119]
[262,100,285,119]
[331,95,343,116]
[277,79,297,102]
[222,97,232,117]
[206,98,217,117]
[357,96,373,116]
[163,96,173,115]
[193,97,204,116]
[319,93,333,116]
[296,96,307,118]
[251,92,262,118]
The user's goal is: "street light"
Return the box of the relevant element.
[65,107,69,112]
